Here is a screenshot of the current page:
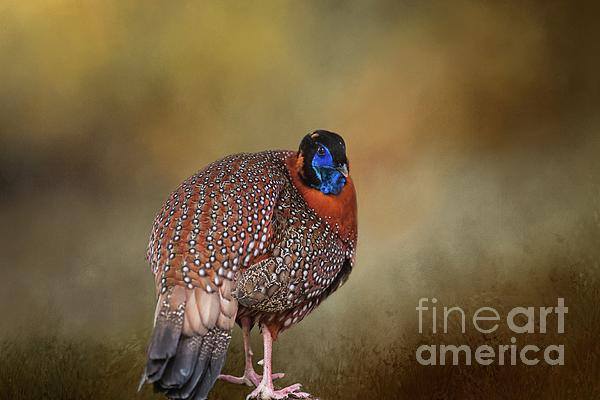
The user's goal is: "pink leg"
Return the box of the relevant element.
[246,325,311,400]
[219,320,284,387]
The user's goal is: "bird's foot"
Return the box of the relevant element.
[219,368,285,387]
[246,382,311,400]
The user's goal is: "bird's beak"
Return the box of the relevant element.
[336,163,349,178]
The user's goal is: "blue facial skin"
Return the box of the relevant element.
[311,145,347,195]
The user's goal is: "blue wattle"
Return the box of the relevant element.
[311,146,346,195]
[312,166,346,195]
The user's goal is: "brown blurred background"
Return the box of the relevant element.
[1,1,599,399]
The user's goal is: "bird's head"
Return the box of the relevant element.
[297,130,349,195]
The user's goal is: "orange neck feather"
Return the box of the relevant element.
[286,154,357,242]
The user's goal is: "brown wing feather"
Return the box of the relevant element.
[141,151,291,398]
[148,153,289,295]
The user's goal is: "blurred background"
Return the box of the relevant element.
[1,1,599,399]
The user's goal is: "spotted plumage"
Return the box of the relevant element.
[141,131,357,400]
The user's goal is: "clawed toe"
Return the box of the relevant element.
[246,383,311,400]
[278,384,311,399]
[219,370,286,387]
[219,373,254,386]
[219,369,262,387]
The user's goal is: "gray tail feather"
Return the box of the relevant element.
[139,318,232,400]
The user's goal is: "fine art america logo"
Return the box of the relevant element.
[415,298,567,366]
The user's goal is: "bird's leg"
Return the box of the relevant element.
[219,320,284,387]
[246,325,311,400]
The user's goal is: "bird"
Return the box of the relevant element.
[139,130,358,400]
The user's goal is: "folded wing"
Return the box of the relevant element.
[141,153,289,399]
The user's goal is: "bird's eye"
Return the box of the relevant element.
[317,146,326,156]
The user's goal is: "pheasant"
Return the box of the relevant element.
[140,130,358,400]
